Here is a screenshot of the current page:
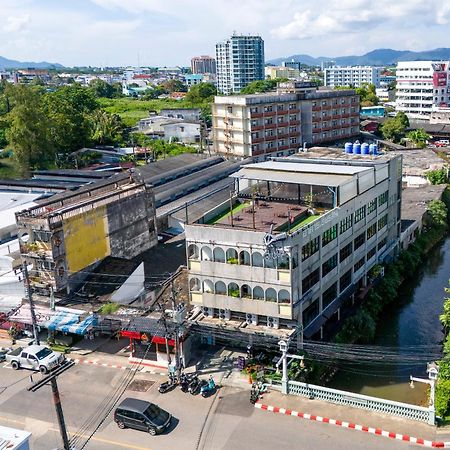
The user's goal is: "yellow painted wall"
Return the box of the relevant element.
[63,206,110,273]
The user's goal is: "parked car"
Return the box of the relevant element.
[5,345,65,374]
[435,140,450,147]
[114,398,172,435]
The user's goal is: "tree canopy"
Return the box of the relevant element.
[240,78,288,95]
[380,112,410,143]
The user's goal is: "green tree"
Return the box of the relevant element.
[185,83,217,103]
[426,169,449,185]
[89,79,115,98]
[406,128,431,148]
[241,78,287,95]
[396,111,410,128]
[355,83,379,106]
[380,118,406,142]
[91,110,124,145]
[6,84,54,175]
[426,199,448,227]
[159,79,187,93]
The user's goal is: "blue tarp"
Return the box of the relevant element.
[46,312,98,335]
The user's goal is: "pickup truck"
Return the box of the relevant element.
[6,345,65,374]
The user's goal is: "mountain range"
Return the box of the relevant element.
[0,55,63,70]
[268,48,450,67]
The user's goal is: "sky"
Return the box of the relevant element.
[0,0,449,67]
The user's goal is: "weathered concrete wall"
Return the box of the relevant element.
[107,190,157,259]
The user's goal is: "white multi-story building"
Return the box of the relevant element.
[212,82,360,158]
[191,55,216,74]
[396,61,450,120]
[216,34,264,95]
[324,66,382,88]
[186,149,402,341]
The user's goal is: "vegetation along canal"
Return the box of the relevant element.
[328,235,450,405]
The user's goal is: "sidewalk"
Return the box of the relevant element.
[256,389,450,448]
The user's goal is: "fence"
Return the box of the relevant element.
[271,380,431,423]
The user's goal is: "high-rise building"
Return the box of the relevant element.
[396,61,450,120]
[212,82,360,158]
[191,55,216,74]
[324,66,382,88]
[216,34,264,95]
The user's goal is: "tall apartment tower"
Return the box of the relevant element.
[216,34,265,95]
[396,61,450,120]
[191,55,216,74]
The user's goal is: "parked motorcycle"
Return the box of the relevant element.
[158,373,177,394]
[188,374,201,395]
[200,375,216,398]
[179,373,190,393]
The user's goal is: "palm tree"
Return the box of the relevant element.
[406,128,431,148]
[91,110,123,145]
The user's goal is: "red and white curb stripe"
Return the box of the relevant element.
[255,403,450,448]
[70,358,167,375]
[71,358,128,370]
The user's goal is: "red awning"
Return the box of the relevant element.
[151,336,175,346]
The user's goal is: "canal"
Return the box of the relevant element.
[328,235,450,405]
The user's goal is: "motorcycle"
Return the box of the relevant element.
[179,373,190,393]
[188,374,201,395]
[200,375,216,398]
[158,373,177,394]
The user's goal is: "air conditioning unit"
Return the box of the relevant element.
[267,316,279,329]
[202,307,214,318]
[245,313,258,326]
[219,308,231,321]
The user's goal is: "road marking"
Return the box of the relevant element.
[0,416,152,450]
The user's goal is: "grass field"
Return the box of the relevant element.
[98,97,212,127]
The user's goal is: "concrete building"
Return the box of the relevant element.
[185,148,402,339]
[0,425,31,450]
[15,175,157,295]
[265,66,302,80]
[160,108,201,121]
[184,74,204,89]
[396,61,450,120]
[191,55,216,74]
[216,34,264,95]
[212,82,359,158]
[324,66,382,88]
[430,106,450,124]
[163,121,201,144]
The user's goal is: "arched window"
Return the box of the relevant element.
[266,287,277,302]
[228,282,240,298]
[239,250,251,266]
[253,286,264,300]
[215,281,226,295]
[241,284,251,298]
[226,248,238,264]
[278,289,291,304]
[188,244,199,260]
[201,246,212,261]
[213,247,225,263]
[189,278,201,292]
[203,279,214,293]
[252,252,264,267]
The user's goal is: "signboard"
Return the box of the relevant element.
[433,72,447,88]
[263,225,288,260]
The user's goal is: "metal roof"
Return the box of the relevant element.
[241,160,371,175]
[231,167,355,187]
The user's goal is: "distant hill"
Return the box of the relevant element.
[0,55,63,70]
[268,48,450,67]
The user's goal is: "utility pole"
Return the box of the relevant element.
[170,280,183,378]
[22,262,40,345]
[28,360,75,450]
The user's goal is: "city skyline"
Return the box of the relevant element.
[0,0,449,67]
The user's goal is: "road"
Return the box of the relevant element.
[0,361,413,449]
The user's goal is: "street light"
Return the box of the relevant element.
[409,362,439,425]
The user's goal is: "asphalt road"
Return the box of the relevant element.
[0,361,414,449]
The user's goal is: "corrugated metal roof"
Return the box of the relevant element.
[231,167,354,187]
[243,160,371,175]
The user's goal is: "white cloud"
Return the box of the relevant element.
[3,14,30,33]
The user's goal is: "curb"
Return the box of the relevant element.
[254,402,449,448]
[70,358,167,376]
